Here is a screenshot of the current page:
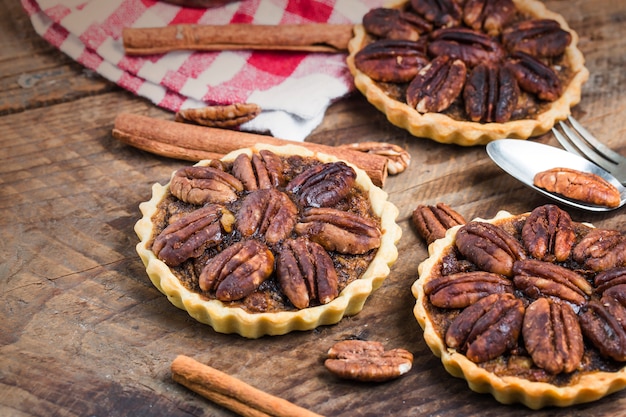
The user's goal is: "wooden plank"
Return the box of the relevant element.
[0,0,117,114]
[2,0,626,416]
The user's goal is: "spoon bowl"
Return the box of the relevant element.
[486,139,626,212]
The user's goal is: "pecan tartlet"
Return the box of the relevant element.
[347,0,589,145]
[135,144,401,338]
[413,205,626,408]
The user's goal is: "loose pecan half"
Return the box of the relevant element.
[235,188,298,245]
[512,259,592,305]
[455,221,526,277]
[573,229,626,271]
[427,27,506,68]
[174,103,261,128]
[231,150,284,191]
[406,55,466,113]
[533,167,622,208]
[579,293,626,361]
[412,202,466,244]
[522,297,583,374]
[286,161,357,208]
[363,7,432,41]
[410,0,463,28]
[295,207,381,255]
[463,0,516,36]
[502,19,572,57]
[199,239,274,302]
[338,141,411,175]
[325,340,413,382]
[354,39,429,83]
[504,51,561,101]
[152,204,234,267]
[445,293,524,363]
[521,204,575,262]
[170,165,244,205]
[424,271,513,308]
[276,237,339,309]
[463,63,519,123]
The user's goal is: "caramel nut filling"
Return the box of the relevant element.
[351,0,585,129]
[149,150,383,314]
[421,204,626,383]
[347,0,591,147]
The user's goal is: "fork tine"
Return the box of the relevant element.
[567,116,626,164]
[552,125,583,156]
[557,121,617,172]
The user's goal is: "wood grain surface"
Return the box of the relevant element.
[2,0,626,416]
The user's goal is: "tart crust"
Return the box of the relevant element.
[412,210,626,409]
[135,144,401,338]
[346,0,590,146]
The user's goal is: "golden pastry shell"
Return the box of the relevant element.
[347,0,590,146]
[412,210,626,409]
[135,144,402,338]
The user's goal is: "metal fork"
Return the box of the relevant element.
[552,115,626,185]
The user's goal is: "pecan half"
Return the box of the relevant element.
[455,221,526,277]
[152,204,234,267]
[412,202,466,244]
[579,293,626,361]
[338,141,411,175]
[573,229,626,271]
[522,298,583,374]
[427,27,506,68]
[276,237,339,309]
[533,167,622,208]
[445,293,524,363]
[504,51,561,101]
[354,39,429,83]
[363,7,432,41]
[406,55,467,113]
[463,0,516,36]
[521,204,575,262]
[169,165,244,205]
[174,103,261,128]
[286,161,357,208]
[595,267,626,295]
[463,63,519,123]
[410,0,463,28]
[512,259,592,305]
[295,207,381,255]
[198,239,274,302]
[325,340,413,382]
[502,19,572,57]
[424,271,513,308]
[235,188,298,245]
[231,150,285,191]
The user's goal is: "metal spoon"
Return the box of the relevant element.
[486,139,626,212]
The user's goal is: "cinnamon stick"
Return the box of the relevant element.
[112,113,388,186]
[122,23,354,55]
[171,355,324,417]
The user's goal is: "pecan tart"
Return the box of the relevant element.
[413,204,626,408]
[347,0,589,145]
[135,144,401,338]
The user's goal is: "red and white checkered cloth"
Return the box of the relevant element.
[21,0,386,140]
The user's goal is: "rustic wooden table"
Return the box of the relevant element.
[2,0,626,416]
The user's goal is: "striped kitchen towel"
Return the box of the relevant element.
[21,0,384,140]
